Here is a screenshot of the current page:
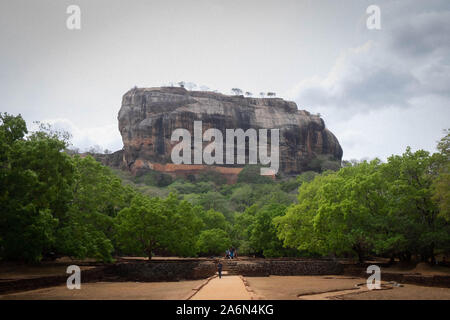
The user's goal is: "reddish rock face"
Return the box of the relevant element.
[116,87,343,179]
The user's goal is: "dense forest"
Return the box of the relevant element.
[1,113,449,264]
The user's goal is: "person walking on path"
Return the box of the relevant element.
[217,261,223,278]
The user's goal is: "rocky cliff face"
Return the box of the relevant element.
[116,87,342,180]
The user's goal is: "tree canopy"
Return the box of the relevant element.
[1,113,448,264]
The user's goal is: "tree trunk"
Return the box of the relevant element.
[353,244,364,264]
[430,243,436,265]
[400,251,412,262]
[389,255,395,264]
[405,251,412,262]
[431,255,436,265]
[358,251,364,264]
[146,248,152,260]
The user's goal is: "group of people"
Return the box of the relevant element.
[225,247,237,259]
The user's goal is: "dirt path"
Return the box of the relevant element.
[190,276,252,300]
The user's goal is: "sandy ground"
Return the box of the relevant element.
[1,258,449,300]
[1,275,449,300]
[341,285,450,300]
[0,280,204,300]
[245,275,450,300]
[190,276,251,300]
[245,276,365,299]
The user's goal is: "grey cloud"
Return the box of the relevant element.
[288,0,450,160]
[291,42,419,113]
[291,5,450,115]
[388,11,450,59]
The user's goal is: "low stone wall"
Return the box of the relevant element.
[236,260,343,277]
[270,260,343,275]
[235,262,270,277]
[106,260,216,282]
[0,266,107,295]
[0,260,216,294]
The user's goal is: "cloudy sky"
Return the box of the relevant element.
[1,0,449,160]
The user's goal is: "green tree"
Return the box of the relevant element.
[277,148,450,264]
[276,161,387,262]
[432,129,450,221]
[199,209,229,231]
[196,229,231,256]
[230,185,255,211]
[115,195,169,259]
[185,191,232,220]
[231,205,257,254]
[249,203,290,257]
[0,114,74,262]
[115,193,202,259]
[237,165,274,184]
[275,173,329,256]
[436,129,449,159]
[309,155,341,172]
[55,155,134,262]
[433,165,449,221]
[134,170,173,187]
[383,148,449,263]
[197,169,226,185]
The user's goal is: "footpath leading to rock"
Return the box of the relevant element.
[190,275,252,300]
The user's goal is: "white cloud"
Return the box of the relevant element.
[30,118,123,153]
[331,99,449,160]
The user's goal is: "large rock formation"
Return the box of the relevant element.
[116,87,342,181]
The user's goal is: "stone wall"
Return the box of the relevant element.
[236,260,343,277]
[106,260,216,282]
[0,266,108,295]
